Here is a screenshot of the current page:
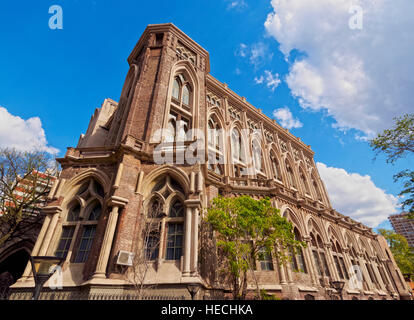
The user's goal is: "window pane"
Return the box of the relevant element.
[334,255,344,279]
[172,79,180,100]
[182,85,190,106]
[313,250,323,276]
[74,225,96,263]
[166,223,184,260]
[297,249,307,273]
[55,227,75,259]
[259,247,273,271]
[320,252,331,277]
[144,234,160,260]
[88,204,102,221]
[67,205,80,222]
[339,257,349,279]
[169,201,184,217]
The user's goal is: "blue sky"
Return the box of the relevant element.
[0,1,412,230]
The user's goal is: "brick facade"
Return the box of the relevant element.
[10,23,412,300]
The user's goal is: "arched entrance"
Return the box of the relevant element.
[0,247,31,298]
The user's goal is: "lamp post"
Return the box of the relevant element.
[331,280,345,300]
[187,283,201,300]
[29,256,64,300]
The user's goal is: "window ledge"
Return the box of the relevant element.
[297,285,318,292]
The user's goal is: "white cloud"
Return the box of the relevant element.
[236,42,273,68]
[0,106,58,154]
[265,0,414,139]
[236,43,248,58]
[272,106,303,129]
[255,70,281,91]
[317,162,399,228]
[226,0,247,10]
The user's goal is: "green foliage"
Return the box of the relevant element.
[370,114,414,164]
[370,113,414,215]
[378,229,414,277]
[205,195,305,299]
[393,170,414,216]
[260,289,279,300]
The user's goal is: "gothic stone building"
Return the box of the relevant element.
[10,23,412,300]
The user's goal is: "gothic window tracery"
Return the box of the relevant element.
[144,175,186,262]
[55,179,104,263]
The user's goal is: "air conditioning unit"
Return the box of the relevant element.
[116,250,135,266]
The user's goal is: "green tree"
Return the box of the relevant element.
[378,229,414,278]
[370,113,414,215]
[205,195,305,299]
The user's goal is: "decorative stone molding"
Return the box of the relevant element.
[106,196,129,208]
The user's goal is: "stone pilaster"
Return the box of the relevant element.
[92,196,128,279]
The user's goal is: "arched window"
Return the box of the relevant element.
[143,176,186,263]
[232,129,242,161]
[299,170,311,195]
[207,116,224,176]
[286,161,297,189]
[55,179,105,263]
[312,175,323,201]
[252,139,263,173]
[289,228,307,273]
[166,73,193,144]
[270,153,282,181]
[310,232,331,281]
[232,129,245,178]
[331,240,349,280]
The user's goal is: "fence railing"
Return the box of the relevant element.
[8,290,186,301]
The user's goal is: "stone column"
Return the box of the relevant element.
[191,207,199,276]
[277,250,287,285]
[19,213,52,281]
[358,254,374,291]
[183,206,192,276]
[285,252,294,284]
[92,196,128,279]
[38,207,62,256]
[372,262,386,291]
[157,217,166,269]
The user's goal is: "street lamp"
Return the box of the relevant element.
[187,283,201,300]
[331,280,345,300]
[29,256,64,300]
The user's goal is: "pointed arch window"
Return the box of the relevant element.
[172,78,180,100]
[166,73,193,145]
[252,139,264,173]
[232,128,246,178]
[286,161,297,189]
[310,233,331,281]
[331,240,349,280]
[300,170,311,195]
[55,179,105,263]
[170,74,192,109]
[270,153,282,181]
[143,176,186,263]
[312,176,323,202]
[289,228,307,273]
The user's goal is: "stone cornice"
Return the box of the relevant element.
[41,206,62,215]
[206,74,314,155]
[107,196,129,208]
